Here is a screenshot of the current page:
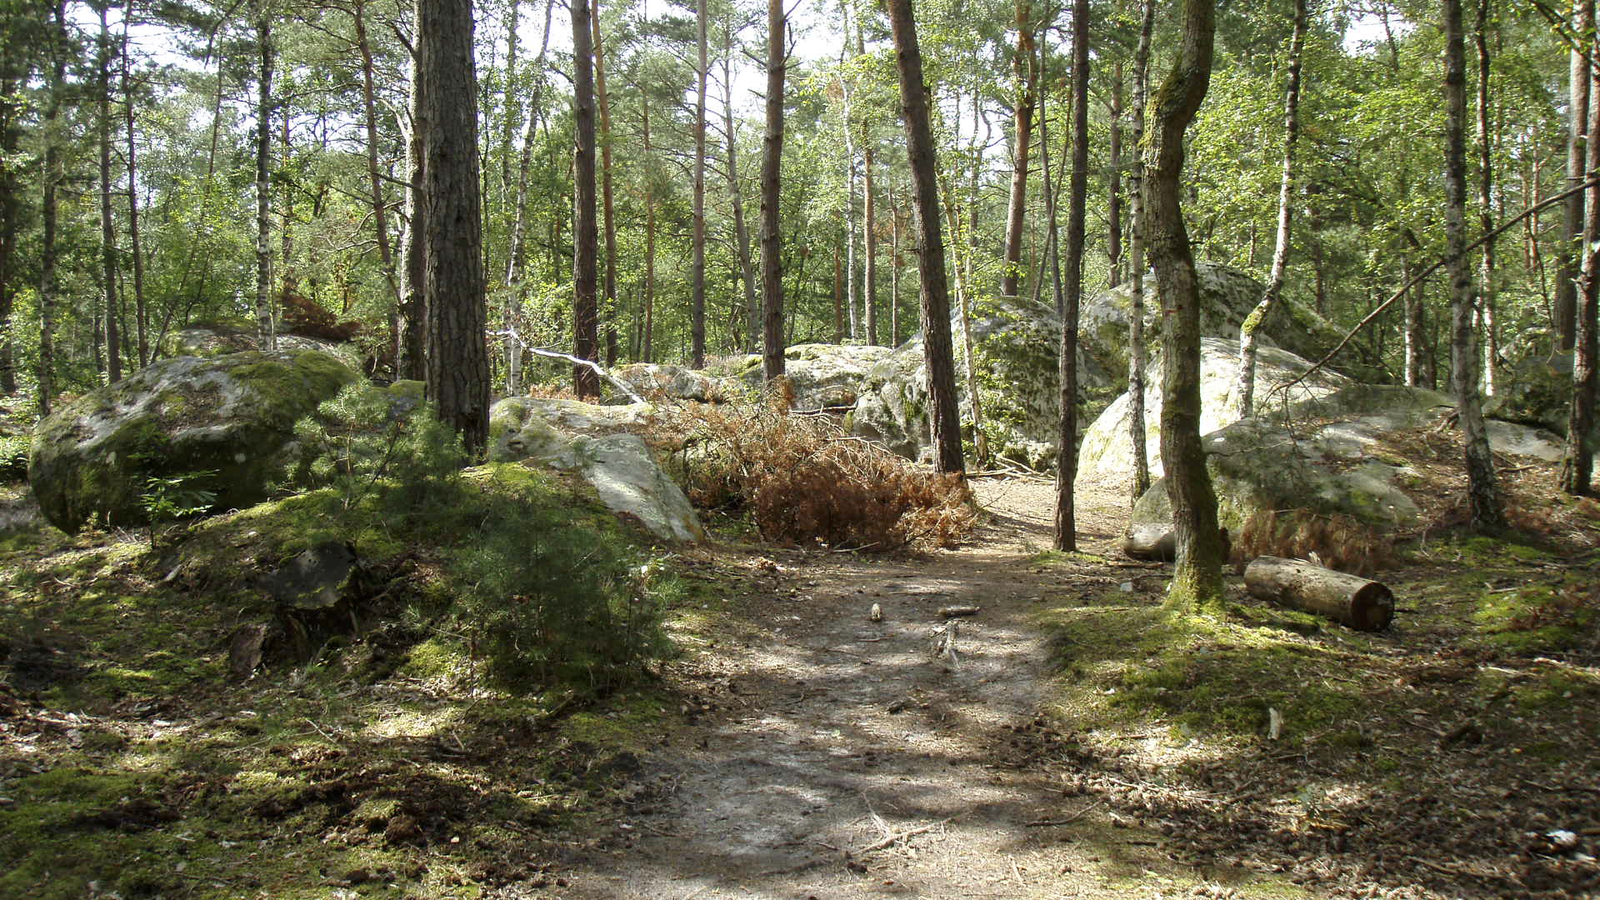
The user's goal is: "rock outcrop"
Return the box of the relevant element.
[162,325,364,373]
[490,398,703,543]
[28,350,357,533]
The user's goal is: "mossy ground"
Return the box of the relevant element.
[0,462,708,899]
[1029,484,1600,896]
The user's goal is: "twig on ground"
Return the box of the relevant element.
[858,816,956,853]
[1026,800,1104,827]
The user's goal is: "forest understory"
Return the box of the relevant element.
[1,442,1597,900]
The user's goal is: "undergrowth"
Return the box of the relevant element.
[1233,508,1394,576]
[656,387,975,550]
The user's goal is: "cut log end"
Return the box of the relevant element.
[1348,581,1396,632]
[1244,555,1395,632]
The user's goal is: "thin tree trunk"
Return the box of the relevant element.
[1054,0,1089,551]
[398,24,427,381]
[1403,260,1423,386]
[1558,0,1594,350]
[37,0,66,413]
[719,26,758,353]
[99,5,121,383]
[1146,0,1225,611]
[761,0,787,380]
[593,0,619,366]
[353,0,402,374]
[572,0,600,395]
[887,0,963,473]
[642,85,656,364]
[1563,29,1600,494]
[499,0,519,196]
[504,0,554,390]
[419,0,491,452]
[890,185,901,345]
[0,67,16,393]
[1126,0,1154,503]
[1475,0,1497,397]
[280,113,293,311]
[858,14,878,347]
[833,238,843,341]
[119,17,148,368]
[1107,58,1123,290]
[1443,0,1506,528]
[1000,0,1036,298]
[691,0,708,367]
[842,25,859,342]
[254,15,275,352]
[1233,0,1304,417]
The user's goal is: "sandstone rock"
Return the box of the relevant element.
[736,343,895,411]
[28,350,357,533]
[163,325,363,373]
[489,398,703,543]
[613,363,729,403]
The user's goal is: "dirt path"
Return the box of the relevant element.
[557,479,1198,900]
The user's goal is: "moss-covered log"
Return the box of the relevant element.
[1243,555,1394,631]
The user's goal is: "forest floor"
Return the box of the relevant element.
[2,453,1599,899]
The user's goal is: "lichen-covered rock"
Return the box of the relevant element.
[163,325,364,373]
[849,341,932,463]
[28,350,358,533]
[736,343,895,411]
[1077,337,1352,489]
[489,398,703,543]
[1082,263,1388,389]
[614,363,730,403]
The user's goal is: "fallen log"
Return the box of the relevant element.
[1121,525,1231,562]
[1243,555,1395,631]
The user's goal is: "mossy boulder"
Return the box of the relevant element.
[162,324,364,372]
[614,363,730,403]
[28,351,358,533]
[1082,263,1390,390]
[738,343,895,411]
[489,398,704,543]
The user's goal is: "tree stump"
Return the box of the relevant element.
[1243,555,1394,631]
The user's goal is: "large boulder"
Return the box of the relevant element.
[613,363,729,404]
[1076,337,1353,488]
[163,325,364,373]
[1128,383,1573,543]
[28,351,358,533]
[490,398,704,543]
[735,344,895,411]
[1082,263,1389,389]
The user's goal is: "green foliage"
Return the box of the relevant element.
[292,382,465,515]
[0,434,28,481]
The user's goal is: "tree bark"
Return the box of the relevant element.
[1000,0,1036,298]
[1558,0,1594,350]
[887,0,964,474]
[572,0,600,396]
[1475,0,1497,397]
[419,0,490,453]
[642,85,656,364]
[691,0,709,368]
[1443,0,1506,528]
[0,66,15,393]
[504,0,554,390]
[859,12,878,347]
[1126,0,1154,505]
[1054,0,1090,551]
[1244,556,1395,631]
[254,15,276,353]
[761,0,787,381]
[1233,0,1304,418]
[1107,59,1123,290]
[99,5,121,384]
[1146,0,1225,611]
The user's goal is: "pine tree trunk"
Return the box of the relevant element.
[691,0,708,368]
[1000,0,1036,298]
[0,66,15,394]
[642,87,656,364]
[1126,0,1154,503]
[1054,0,1090,551]
[760,0,786,381]
[1233,0,1304,418]
[99,5,121,384]
[1146,0,1225,611]
[1443,0,1507,527]
[1107,58,1123,290]
[887,0,963,474]
[571,0,600,396]
[1558,0,1594,350]
[254,16,276,353]
[419,0,491,453]
[504,0,554,390]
